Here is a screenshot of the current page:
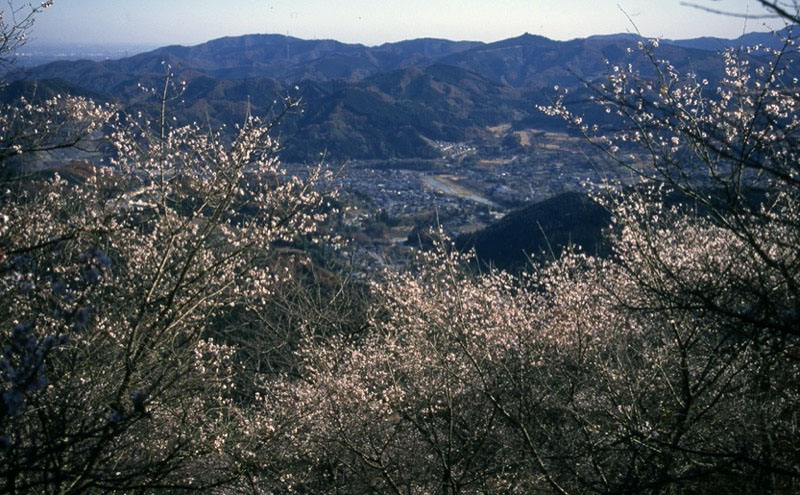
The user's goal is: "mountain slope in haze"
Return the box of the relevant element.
[18,28,785,93]
[665,27,794,51]
[438,32,728,89]
[17,35,483,91]
[587,27,793,52]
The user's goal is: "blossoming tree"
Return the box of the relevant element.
[256,22,800,495]
[0,5,338,492]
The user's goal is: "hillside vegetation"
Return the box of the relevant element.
[2,3,799,493]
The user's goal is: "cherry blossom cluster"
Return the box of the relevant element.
[0,79,339,490]
[243,34,800,493]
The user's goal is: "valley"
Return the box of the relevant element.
[3,27,788,266]
[287,128,607,257]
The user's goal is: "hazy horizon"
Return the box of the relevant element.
[29,0,781,48]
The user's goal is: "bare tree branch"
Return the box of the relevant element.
[681,0,800,24]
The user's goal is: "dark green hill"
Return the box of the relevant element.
[455,185,773,273]
[456,192,611,271]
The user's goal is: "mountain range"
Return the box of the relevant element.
[4,28,789,161]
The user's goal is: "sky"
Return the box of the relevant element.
[29,0,782,47]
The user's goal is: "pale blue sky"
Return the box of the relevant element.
[31,0,779,47]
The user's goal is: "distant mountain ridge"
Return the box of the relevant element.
[6,28,790,161]
[588,27,793,52]
[16,35,483,89]
[17,28,786,89]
